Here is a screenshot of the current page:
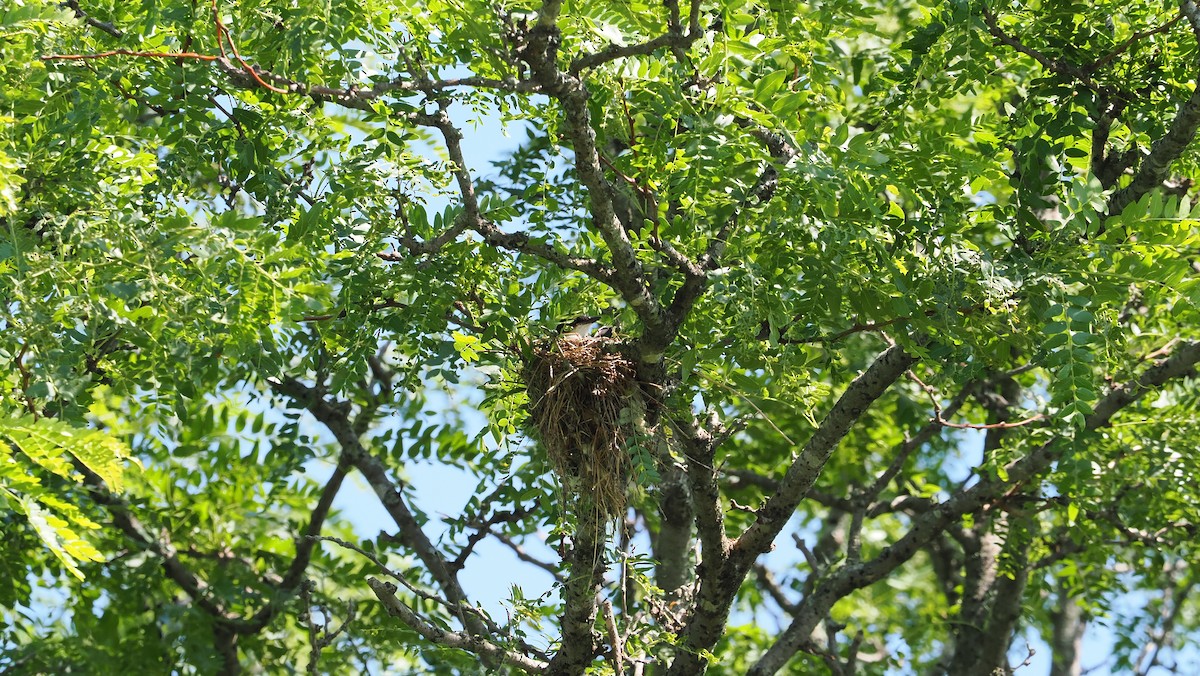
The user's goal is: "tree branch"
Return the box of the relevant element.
[519,14,668,358]
[733,344,918,560]
[668,344,917,675]
[240,460,350,632]
[981,7,1112,98]
[1085,11,1184,74]
[62,0,123,38]
[544,504,606,674]
[570,16,700,73]
[493,532,565,583]
[449,499,531,573]
[268,377,490,641]
[1106,2,1200,214]
[1089,340,1200,427]
[744,340,1200,674]
[367,577,548,673]
[401,111,620,284]
[80,466,228,618]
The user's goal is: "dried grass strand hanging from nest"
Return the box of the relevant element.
[524,335,641,518]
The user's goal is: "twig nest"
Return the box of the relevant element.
[524,334,643,517]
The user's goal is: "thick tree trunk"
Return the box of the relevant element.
[943,515,1032,676]
[546,502,606,675]
[653,465,694,596]
[1049,587,1085,676]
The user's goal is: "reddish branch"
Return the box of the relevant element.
[907,370,1043,430]
[936,414,1043,430]
[46,2,539,108]
[44,0,287,93]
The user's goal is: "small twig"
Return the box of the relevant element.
[62,0,123,38]
[981,6,1113,99]
[450,495,529,572]
[1014,641,1037,670]
[1085,11,1184,74]
[935,414,1044,430]
[754,563,799,614]
[43,49,219,62]
[209,0,288,93]
[309,535,499,632]
[492,532,565,583]
[299,298,408,323]
[1138,337,1182,364]
[907,370,1042,430]
[367,577,548,673]
[792,532,822,574]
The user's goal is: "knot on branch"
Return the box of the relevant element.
[519,24,563,75]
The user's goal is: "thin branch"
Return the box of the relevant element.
[668,344,917,675]
[493,532,565,583]
[937,414,1043,430]
[383,115,619,285]
[367,577,548,673]
[1085,12,1184,74]
[1107,1,1200,215]
[570,27,698,73]
[722,468,780,493]
[312,535,514,642]
[46,45,536,112]
[450,502,531,573]
[744,340,1200,675]
[1090,341,1200,427]
[981,7,1111,97]
[754,563,799,614]
[734,344,918,560]
[300,299,408,323]
[62,0,123,38]
[663,126,797,357]
[301,588,355,676]
[1133,576,1195,676]
[43,49,218,62]
[239,460,350,632]
[78,465,244,626]
[777,303,986,345]
[860,381,970,504]
[602,600,625,675]
[268,377,489,641]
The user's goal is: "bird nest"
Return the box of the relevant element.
[524,335,643,518]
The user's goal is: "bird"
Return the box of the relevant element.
[557,315,600,337]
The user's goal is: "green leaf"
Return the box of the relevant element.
[0,417,138,491]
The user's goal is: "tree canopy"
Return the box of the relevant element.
[4,0,1200,673]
